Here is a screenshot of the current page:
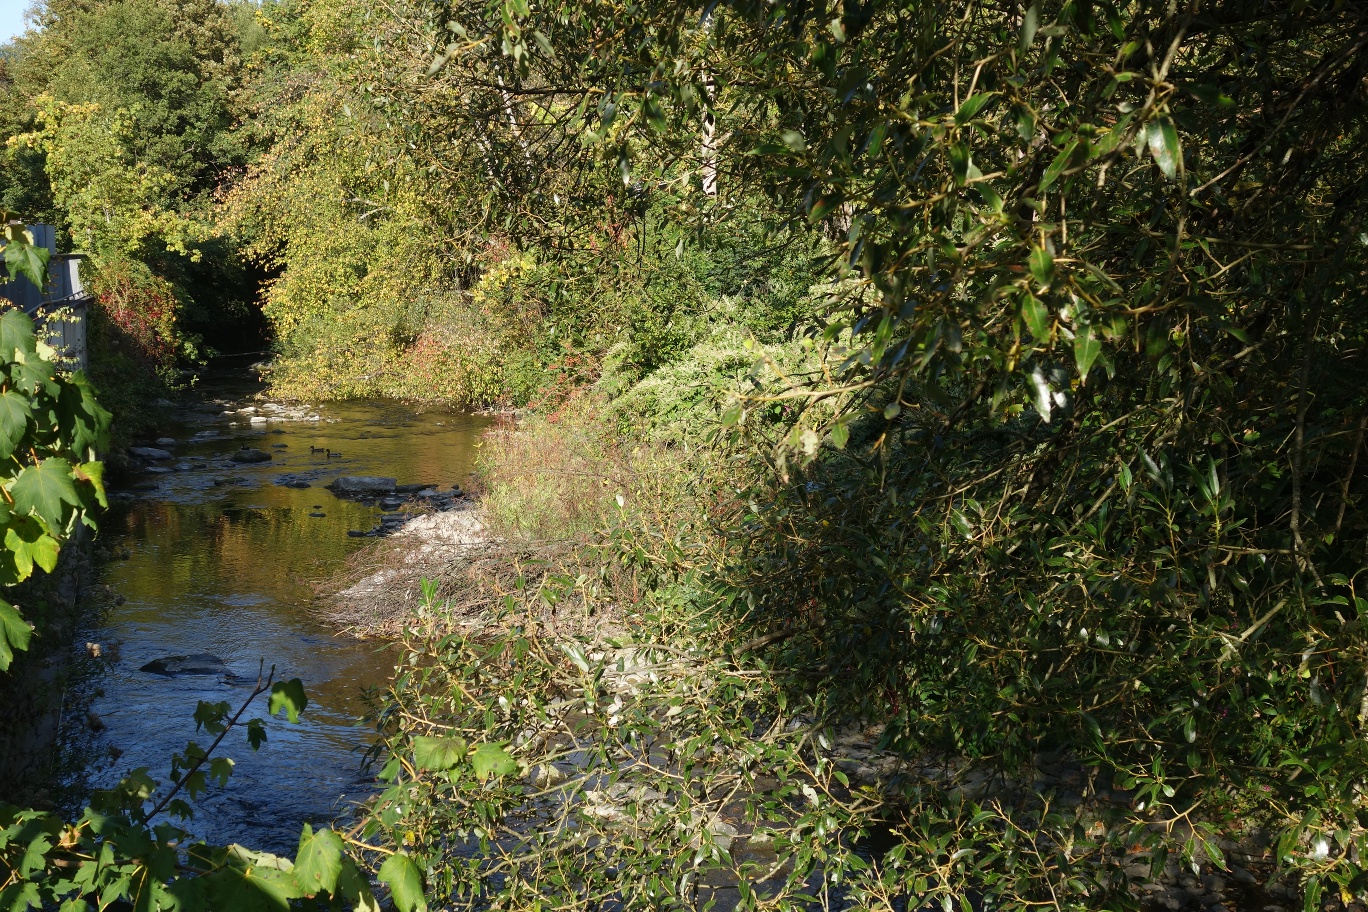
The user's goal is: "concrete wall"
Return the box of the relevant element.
[0,227,91,372]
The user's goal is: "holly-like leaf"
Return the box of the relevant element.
[268,678,307,723]
[1028,247,1055,289]
[1074,321,1102,382]
[954,92,993,125]
[11,457,81,531]
[1038,137,1079,194]
[3,236,48,289]
[0,598,33,670]
[1146,116,1181,179]
[0,391,32,459]
[1021,293,1051,343]
[412,735,468,771]
[246,718,267,750]
[292,825,345,896]
[470,743,518,780]
[377,853,427,912]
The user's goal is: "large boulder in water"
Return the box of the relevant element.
[140,654,232,676]
[330,476,397,495]
[130,446,174,461]
[231,448,272,463]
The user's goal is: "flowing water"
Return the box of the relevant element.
[75,362,490,851]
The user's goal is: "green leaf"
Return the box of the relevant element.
[73,462,108,509]
[1074,322,1101,382]
[0,308,36,362]
[947,143,971,186]
[4,523,59,580]
[202,858,299,911]
[334,859,381,912]
[246,718,267,750]
[209,757,234,787]
[0,881,42,911]
[11,457,80,530]
[1019,4,1039,53]
[471,743,518,780]
[1038,137,1078,194]
[0,599,32,671]
[829,422,849,449]
[377,853,427,912]
[954,93,992,125]
[268,678,307,723]
[293,825,345,896]
[3,236,49,289]
[1146,116,1181,179]
[0,391,32,459]
[1028,247,1055,289]
[1021,294,1051,342]
[412,735,468,771]
[864,121,889,159]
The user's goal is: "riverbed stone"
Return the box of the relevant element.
[231,448,272,463]
[330,476,397,494]
[155,437,176,448]
[139,654,231,676]
[130,447,174,461]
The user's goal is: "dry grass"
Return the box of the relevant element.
[474,394,634,543]
[320,396,659,639]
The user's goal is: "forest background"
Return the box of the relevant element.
[0,0,1367,909]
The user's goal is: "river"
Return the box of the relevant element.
[74,362,490,852]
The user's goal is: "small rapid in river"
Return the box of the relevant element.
[74,361,491,851]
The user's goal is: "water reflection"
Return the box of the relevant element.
[80,366,490,850]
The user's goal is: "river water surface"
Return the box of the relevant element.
[77,364,490,851]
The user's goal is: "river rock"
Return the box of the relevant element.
[140,654,232,677]
[130,447,174,461]
[155,437,176,447]
[231,448,272,463]
[394,483,431,495]
[330,476,397,494]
